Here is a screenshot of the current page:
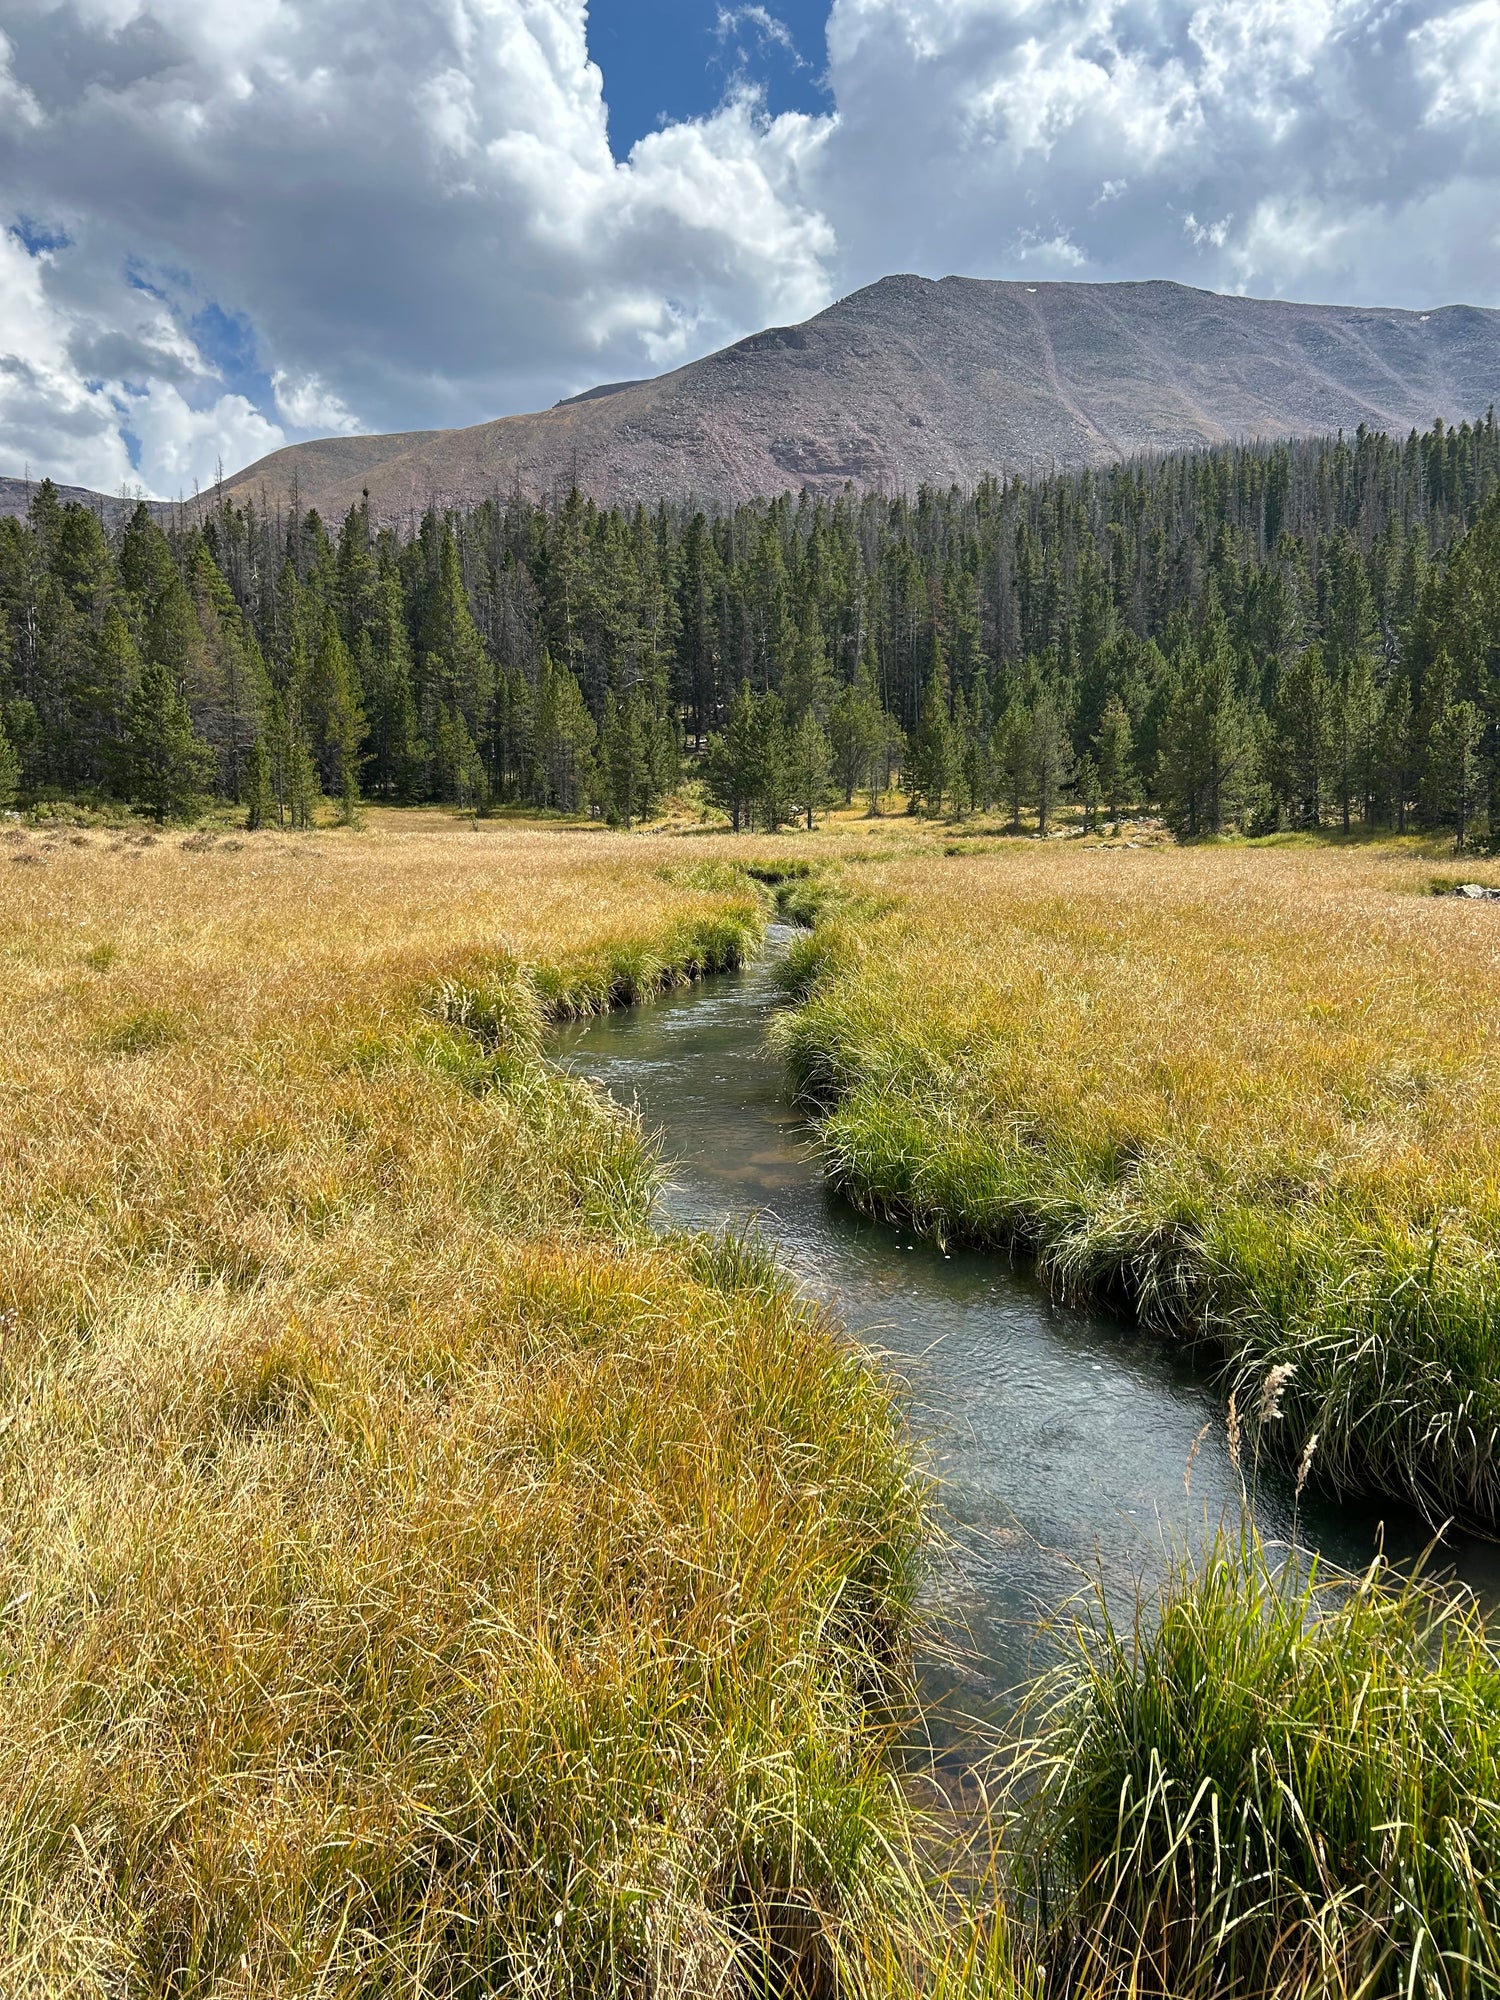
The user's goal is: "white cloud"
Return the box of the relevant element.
[1412,2,1500,125]
[127,383,285,497]
[0,0,1496,496]
[0,227,132,490]
[271,369,360,434]
[1184,213,1232,249]
[0,225,287,494]
[814,0,1500,305]
[1014,227,1088,268]
[0,26,40,126]
[0,0,839,490]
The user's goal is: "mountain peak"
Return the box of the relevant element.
[18,276,1498,523]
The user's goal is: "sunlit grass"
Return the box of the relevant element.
[776,840,1500,1523]
[1015,1528,1500,2000]
[0,813,932,1994]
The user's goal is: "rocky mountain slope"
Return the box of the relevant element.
[13,276,1500,522]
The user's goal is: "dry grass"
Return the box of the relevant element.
[0,813,929,1996]
[775,837,1500,1521]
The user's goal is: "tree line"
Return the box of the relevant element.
[1,409,1499,838]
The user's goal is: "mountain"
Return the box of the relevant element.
[0,475,156,526]
[217,276,1500,519]
[13,277,1500,523]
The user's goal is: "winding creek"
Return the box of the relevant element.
[555,926,1500,1739]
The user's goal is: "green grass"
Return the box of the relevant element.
[1014,1527,1500,2000]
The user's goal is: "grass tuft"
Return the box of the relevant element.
[1015,1529,1500,2000]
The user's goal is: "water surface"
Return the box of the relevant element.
[555,931,1497,1729]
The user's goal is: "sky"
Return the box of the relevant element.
[0,0,1497,498]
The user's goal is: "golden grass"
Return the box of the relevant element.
[0,813,928,1995]
[776,837,1500,1519]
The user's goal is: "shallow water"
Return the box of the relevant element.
[555,929,1499,1731]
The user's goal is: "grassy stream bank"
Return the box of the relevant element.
[0,821,939,1996]
[768,836,1500,1998]
[778,841,1500,1530]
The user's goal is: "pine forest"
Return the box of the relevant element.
[3,411,1500,842]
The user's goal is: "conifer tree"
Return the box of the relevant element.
[1030,693,1074,835]
[78,606,140,795]
[599,688,647,829]
[782,604,834,720]
[307,607,366,798]
[1376,676,1419,832]
[1094,695,1134,828]
[1075,752,1100,832]
[0,708,18,812]
[907,663,955,816]
[1158,602,1253,837]
[285,727,322,831]
[993,703,1032,832]
[128,660,215,823]
[1423,662,1485,846]
[244,734,274,831]
[533,651,598,812]
[703,684,788,832]
[1274,643,1332,827]
[828,640,885,807]
[787,708,834,830]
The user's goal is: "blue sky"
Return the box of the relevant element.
[1,0,1497,497]
[590,0,831,156]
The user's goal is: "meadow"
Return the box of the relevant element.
[778,835,1500,1527]
[0,813,933,1996]
[8,805,1500,1998]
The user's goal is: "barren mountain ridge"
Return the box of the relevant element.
[9,275,1500,523]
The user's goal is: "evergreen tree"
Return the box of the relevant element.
[1274,643,1332,827]
[828,641,885,807]
[787,709,834,830]
[128,659,215,822]
[533,651,597,812]
[1030,694,1074,835]
[1075,751,1100,833]
[782,603,834,720]
[244,734,274,831]
[1158,607,1253,837]
[0,708,18,811]
[1377,675,1419,832]
[430,702,485,809]
[286,729,322,830]
[703,684,788,832]
[599,688,647,829]
[1423,666,1485,847]
[993,703,1032,832]
[4,414,1500,844]
[906,672,955,816]
[307,606,366,797]
[1094,695,1134,828]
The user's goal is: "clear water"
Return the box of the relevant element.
[555,930,1499,1735]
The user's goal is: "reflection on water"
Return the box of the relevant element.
[555,929,1498,1724]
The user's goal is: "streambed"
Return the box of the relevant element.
[555,927,1498,1731]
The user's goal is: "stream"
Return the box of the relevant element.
[555,927,1499,1737]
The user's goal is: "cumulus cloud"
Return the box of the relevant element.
[0,0,1496,496]
[816,0,1500,306]
[0,0,834,492]
[271,369,361,434]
